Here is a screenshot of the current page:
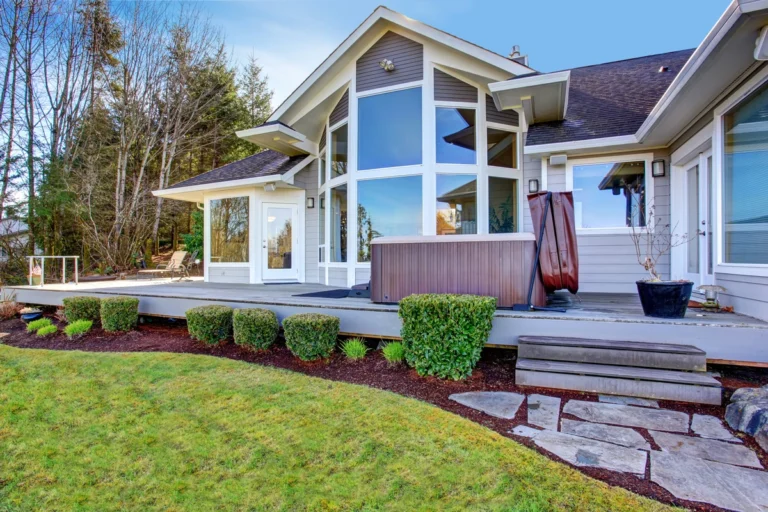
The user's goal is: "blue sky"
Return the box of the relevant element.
[198,0,728,107]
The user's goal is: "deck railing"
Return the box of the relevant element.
[28,256,79,286]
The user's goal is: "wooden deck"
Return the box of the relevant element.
[6,278,768,365]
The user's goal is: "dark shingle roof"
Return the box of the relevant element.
[526,49,695,146]
[166,150,307,189]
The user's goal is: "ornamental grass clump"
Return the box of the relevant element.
[26,318,52,333]
[399,294,496,380]
[282,313,339,361]
[64,320,92,340]
[186,305,233,345]
[62,296,101,323]
[341,338,368,360]
[36,325,57,337]
[381,341,405,364]
[100,296,140,332]
[233,308,279,350]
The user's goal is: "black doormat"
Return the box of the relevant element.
[293,289,350,299]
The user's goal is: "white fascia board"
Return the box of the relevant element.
[524,135,638,155]
[152,174,284,200]
[236,123,307,143]
[488,70,570,93]
[268,6,534,123]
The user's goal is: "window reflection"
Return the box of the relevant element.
[210,197,249,263]
[489,177,517,233]
[331,184,347,262]
[436,107,476,164]
[358,87,422,170]
[487,128,517,169]
[436,174,477,235]
[572,161,646,229]
[331,125,347,178]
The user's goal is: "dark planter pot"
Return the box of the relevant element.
[21,312,43,323]
[636,280,694,319]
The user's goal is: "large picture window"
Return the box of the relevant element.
[330,184,347,262]
[331,125,347,178]
[358,87,422,170]
[572,161,646,229]
[436,174,477,235]
[436,108,476,164]
[210,196,249,263]
[357,176,423,262]
[489,177,517,233]
[723,82,768,264]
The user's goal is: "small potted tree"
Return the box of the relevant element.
[630,203,694,318]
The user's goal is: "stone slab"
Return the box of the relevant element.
[649,431,762,468]
[563,400,689,432]
[651,451,768,512]
[527,394,560,430]
[560,419,651,450]
[691,414,741,443]
[448,391,525,419]
[599,395,659,408]
[510,425,541,438]
[532,430,647,475]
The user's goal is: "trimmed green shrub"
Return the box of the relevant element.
[233,308,279,350]
[36,324,57,337]
[26,318,52,333]
[282,313,339,361]
[399,294,496,380]
[62,296,101,323]
[341,338,368,360]
[382,341,405,364]
[100,296,140,332]
[64,319,92,339]
[186,305,233,345]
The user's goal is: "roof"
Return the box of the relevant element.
[526,49,695,146]
[166,150,307,190]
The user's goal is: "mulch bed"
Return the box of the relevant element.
[2,315,767,512]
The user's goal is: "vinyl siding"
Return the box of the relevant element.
[356,31,423,92]
[715,273,768,321]
[329,89,349,126]
[486,94,519,126]
[521,134,538,233]
[328,267,347,287]
[208,267,249,284]
[434,69,476,102]
[292,160,320,283]
[356,267,371,285]
[319,126,326,149]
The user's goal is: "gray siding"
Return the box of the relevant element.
[434,69,476,102]
[319,126,326,149]
[356,31,423,92]
[486,94,519,126]
[292,160,320,283]
[209,267,249,284]
[328,267,347,287]
[521,140,539,233]
[716,273,768,321]
[329,89,349,126]
[356,267,371,286]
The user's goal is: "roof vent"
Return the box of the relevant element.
[509,45,529,67]
[658,66,669,73]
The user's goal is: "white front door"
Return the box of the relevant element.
[682,151,715,288]
[262,202,299,281]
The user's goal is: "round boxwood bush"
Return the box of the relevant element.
[62,296,101,323]
[100,296,140,332]
[282,313,339,361]
[233,308,279,350]
[186,305,233,345]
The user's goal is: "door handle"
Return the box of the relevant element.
[262,240,267,249]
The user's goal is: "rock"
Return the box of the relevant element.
[725,399,768,435]
[756,430,768,452]
[651,451,768,512]
[527,394,560,430]
[532,430,647,475]
[690,414,741,443]
[648,430,762,468]
[563,400,689,432]
[598,395,659,408]
[510,425,541,438]
[448,391,525,419]
[731,385,768,403]
[560,419,650,450]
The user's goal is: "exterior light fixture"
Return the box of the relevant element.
[379,59,395,72]
[264,183,276,192]
[306,197,315,209]
[529,179,539,193]
[652,159,666,178]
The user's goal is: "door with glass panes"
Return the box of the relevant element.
[682,151,715,288]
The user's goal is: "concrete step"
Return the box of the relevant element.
[516,358,722,405]
[518,335,706,371]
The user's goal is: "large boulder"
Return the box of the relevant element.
[725,385,768,451]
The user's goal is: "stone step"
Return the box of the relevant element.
[516,359,722,405]
[517,335,706,371]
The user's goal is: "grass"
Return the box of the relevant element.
[63,319,92,339]
[0,346,674,512]
[340,337,368,360]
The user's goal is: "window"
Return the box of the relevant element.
[210,196,249,263]
[319,150,326,186]
[357,176,423,262]
[572,161,646,229]
[489,177,517,233]
[330,184,347,262]
[723,82,768,264]
[436,174,477,235]
[436,107,476,164]
[358,87,422,170]
[319,193,326,263]
[487,128,517,169]
[331,125,347,178]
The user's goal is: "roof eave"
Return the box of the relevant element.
[488,71,570,124]
[236,124,318,157]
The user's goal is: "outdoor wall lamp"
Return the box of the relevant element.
[306,197,315,209]
[652,159,666,178]
[379,59,395,72]
[529,179,539,193]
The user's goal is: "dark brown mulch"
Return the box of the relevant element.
[2,316,767,512]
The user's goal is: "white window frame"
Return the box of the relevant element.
[205,192,254,268]
[565,152,655,236]
[713,65,768,277]
[328,119,349,183]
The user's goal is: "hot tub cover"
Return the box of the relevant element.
[528,191,579,294]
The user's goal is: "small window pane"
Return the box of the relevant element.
[357,176,422,262]
[331,125,347,178]
[707,156,714,274]
[572,161,646,229]
[436,174,477,235]
[487,128,517,168]
[319,152,326,186]
[319,191,326,263]
[723,82,768,264]
[489,177,517,233]
[210,197,249,263]
[436,107,476,164]
[330,184,347,262]
[686,165,700,273]
[358,87,422,170]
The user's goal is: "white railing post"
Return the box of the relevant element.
[28,256,32,286]
[62,256,66,284]
[74,256,79,284]
[40,257,45,287]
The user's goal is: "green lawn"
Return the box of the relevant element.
[0,346,673,511]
